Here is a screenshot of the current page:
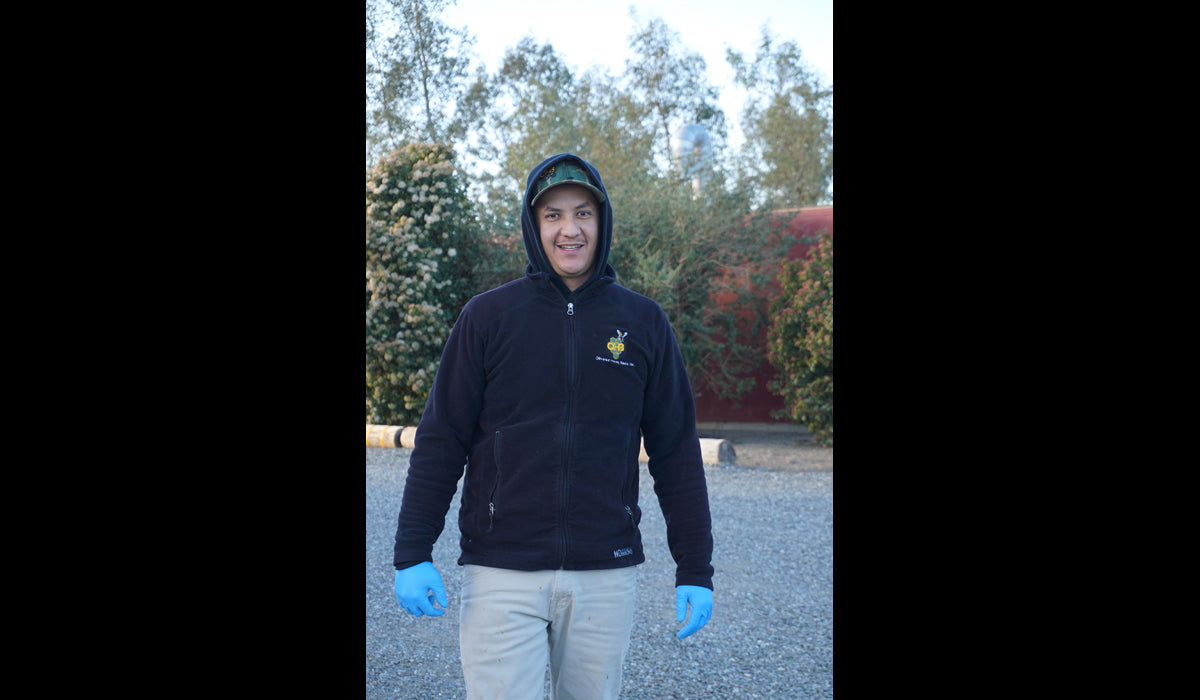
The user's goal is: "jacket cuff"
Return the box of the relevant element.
[675,572,714,591]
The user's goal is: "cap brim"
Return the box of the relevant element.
[530,180,606,208]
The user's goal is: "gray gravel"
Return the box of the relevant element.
[366,442,833,699]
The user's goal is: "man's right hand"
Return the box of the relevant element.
[394,562,448,617]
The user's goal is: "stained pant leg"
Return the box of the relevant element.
[459,566,555,700]
[547,567,638,700]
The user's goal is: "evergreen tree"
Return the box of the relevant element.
[366,143,477,424]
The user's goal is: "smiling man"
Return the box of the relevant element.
[393,153,714,699]
[530,161,604,290]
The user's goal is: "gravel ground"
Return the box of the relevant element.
[366,432,832,699]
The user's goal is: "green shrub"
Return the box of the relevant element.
[365,143,477,425]
[766,228,832,446]
[607,176,781,407]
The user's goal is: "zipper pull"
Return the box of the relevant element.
[567,302,574,316]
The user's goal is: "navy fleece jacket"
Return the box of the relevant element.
[393,153,714,590]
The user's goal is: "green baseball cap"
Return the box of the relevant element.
[530,161,606,207]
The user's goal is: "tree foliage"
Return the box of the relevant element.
[623,11,728,174]
[365,143,478,425]
[766,228,833,445]
[366,0,474,165]
[728,25,833,207]
[453,36,580,225]
[610,177,789,403]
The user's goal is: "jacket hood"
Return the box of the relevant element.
[520,153,615,296]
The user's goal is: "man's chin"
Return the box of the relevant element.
[553,265,595,288]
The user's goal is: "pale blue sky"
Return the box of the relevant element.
[441,0,832,148]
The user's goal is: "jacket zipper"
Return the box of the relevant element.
[560,301,577,566]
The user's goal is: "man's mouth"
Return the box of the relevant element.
[559,244,583,250]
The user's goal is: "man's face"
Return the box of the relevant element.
[537,184,599,291]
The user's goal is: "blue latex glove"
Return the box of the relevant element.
[675,585,713,639]
[394,562,448,617]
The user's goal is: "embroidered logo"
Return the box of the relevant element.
[613,547,633,558]
[606,330,628,360]
[596,329,635,368]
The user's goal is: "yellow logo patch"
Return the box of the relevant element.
[606,330,628,360]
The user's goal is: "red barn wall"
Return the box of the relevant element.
[693,206,833,424]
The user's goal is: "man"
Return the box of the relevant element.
[393,153,714,699]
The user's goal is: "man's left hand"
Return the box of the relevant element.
[675,585,713,639]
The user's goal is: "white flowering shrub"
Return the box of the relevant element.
[366,143,476,425]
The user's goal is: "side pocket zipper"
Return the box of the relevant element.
[487,431,502,533]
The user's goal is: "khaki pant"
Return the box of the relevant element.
[459,565,638,700]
